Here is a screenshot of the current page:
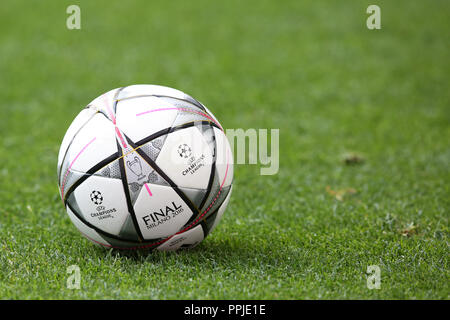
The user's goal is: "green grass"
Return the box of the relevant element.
[0,0,449,299]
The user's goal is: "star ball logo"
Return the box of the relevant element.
[89,191,116,219]
[90,190,103,205]
[178,144,192,158]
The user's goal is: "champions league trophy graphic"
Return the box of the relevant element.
[126,156,146,180]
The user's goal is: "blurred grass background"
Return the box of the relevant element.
[0,0,448,299]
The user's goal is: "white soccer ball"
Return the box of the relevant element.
[57,85,233,250]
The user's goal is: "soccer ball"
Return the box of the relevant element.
[57,85,233,250]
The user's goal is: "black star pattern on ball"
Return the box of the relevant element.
[178,144,192,158]
[90,190,103,205]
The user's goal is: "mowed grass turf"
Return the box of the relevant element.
[0,0,448,299]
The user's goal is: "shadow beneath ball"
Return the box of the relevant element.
[91,236,293,272]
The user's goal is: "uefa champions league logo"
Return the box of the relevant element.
[178,144,192,158]
[89,190,115,216]
[90,190,103,205]
[90,191,107,212]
